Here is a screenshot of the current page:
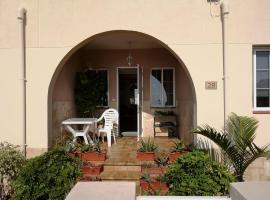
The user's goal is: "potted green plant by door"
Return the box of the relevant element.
[169,139,188,162]
[81,140,106,161]
[137,138,158,161]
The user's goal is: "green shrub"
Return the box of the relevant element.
[0,142,24,200]
[164,151,235,196]
[74,71,107,117]
[13,148,81,200]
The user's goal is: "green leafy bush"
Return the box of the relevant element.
[0,142,24,200]
[74,70,107,117]
[164,151,235,196]
[13,148,81,200]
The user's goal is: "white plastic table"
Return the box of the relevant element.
[62,118,97,144]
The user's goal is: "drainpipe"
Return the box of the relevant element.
[221,0,229,129]
[18,8,27,158]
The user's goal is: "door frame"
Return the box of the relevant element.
[116,65,143,137]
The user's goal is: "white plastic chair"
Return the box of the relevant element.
[96,108,119,147]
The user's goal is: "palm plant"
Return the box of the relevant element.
[193,112,270,182]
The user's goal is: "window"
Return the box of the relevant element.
[151,68,175,107]
[254,49,270,110]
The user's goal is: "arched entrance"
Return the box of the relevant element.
[48,30,196,148]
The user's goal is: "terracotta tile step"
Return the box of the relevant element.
[100,171,141,180]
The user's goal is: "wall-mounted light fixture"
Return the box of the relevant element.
[126,41,133,66]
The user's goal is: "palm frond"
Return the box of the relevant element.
[195,138,224,163]
[193,113,270,181]
[193,125,241,172]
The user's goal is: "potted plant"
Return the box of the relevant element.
[154,153,169,173]
[155,153,169,167]
[81,140,106,161]
[154,175,169,192]
[141,153,169,174]
[137,138,158,161]
[63,141,82,159]
[141,163,163,175]
[140,172,151,190]
[81,162,104,176]
[140,173,168,192]
[169,139,188,162]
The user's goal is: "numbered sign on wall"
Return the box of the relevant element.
[205,81,217,90]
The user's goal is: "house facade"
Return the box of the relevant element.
[1,0,270,180]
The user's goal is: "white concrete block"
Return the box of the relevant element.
[65,181,136,200]
[230,181,270,200]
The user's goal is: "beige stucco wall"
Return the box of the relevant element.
[245,157,270,181]
[50,52,82,147]
[0,0,270,164]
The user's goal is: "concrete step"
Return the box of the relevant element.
[104,158,140,166]
[103,165,141,172]
[100,170,141,181]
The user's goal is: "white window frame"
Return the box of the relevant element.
[89,68,109,107]
[150,67,175,107]
[253,48,270,111]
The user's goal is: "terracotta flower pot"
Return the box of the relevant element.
[169,151,188,162]
[141,166,166,175]
[67,151,81,159]
[81,151,106,161]
[140,180,150,190]
[137,152,155,161]
[81,165,104,176]
[150,181,168,191]
[140,180,168,191]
